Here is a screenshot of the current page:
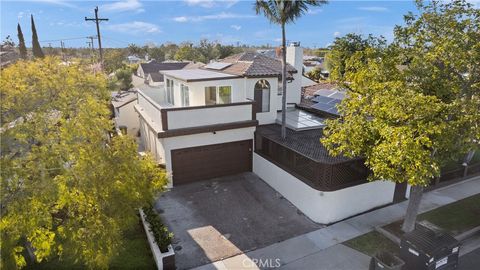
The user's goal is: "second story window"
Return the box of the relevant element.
[166,79,174,105]
[205,86,216,105]
[218,86,231,104]
[181,84,189,107]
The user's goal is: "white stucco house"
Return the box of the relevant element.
[133,43,399,224]
[111,90,139,136]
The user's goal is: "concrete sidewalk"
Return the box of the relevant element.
[193,176,480,270]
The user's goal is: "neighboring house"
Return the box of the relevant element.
[136,61,190,79]
[127,55,142,64]
[146,72,163,87]
[134,43,397,224]
[303,56,330,78]
[111,90,139,136]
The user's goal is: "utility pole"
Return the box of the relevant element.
[85,6,108,70]
[87,36,96,50]
[60,40,65,62]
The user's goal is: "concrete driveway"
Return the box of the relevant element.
[155,172,322,269]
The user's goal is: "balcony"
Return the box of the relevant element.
[136,88,257,138]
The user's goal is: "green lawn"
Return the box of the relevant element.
[344,231,400,257]
[27,221,156,270]
[385,194,480,239]
[346,194,480,257]
[419,194,480,235]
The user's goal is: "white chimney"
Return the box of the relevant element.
[286,42,303,73]
[285,42,303,104]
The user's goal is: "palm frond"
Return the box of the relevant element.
[254,0,328,25]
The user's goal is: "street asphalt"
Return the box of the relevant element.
[459,247,480,270]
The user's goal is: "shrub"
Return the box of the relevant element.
[143,205,174,253]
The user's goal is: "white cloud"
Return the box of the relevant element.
[273,38,282,42]
[102,0,144,13]
[173,12,255,22]
[17,12,25,20]
[230,24,241,31]
[333,31,340,37]
[358,6,389,12]
[106,21,161,34]
[30,0,77,8]
[185,0,238,8]
[185,0,215,8]
[173,16,188,22]
[307,8,323,15]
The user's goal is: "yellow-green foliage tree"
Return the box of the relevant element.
[0,57,167,269]
[322,0,479,232]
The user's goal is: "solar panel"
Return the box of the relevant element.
[311,95,336,104]
[329,92,346,100]
[204,62,232,70]
[311,102,333,111]
[326,107,339,115]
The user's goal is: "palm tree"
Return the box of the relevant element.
[255,0,327,139]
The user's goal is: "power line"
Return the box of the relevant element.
[85,6,108,70]
[39,36,89,43]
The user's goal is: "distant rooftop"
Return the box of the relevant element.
[139,61,190,75]
[161,68,240,82]
[217,51,297,78]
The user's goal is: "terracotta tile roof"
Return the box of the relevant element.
[206,52,297,78]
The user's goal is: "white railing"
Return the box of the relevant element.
[137,90,163,128]
[166,102,253,130]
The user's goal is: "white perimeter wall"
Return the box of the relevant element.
[253,153,396,224]
[116,101,139,136]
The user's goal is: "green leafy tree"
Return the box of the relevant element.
[30,15,44,58]
[115,68,134,91]
[127,43,142,57]
[162,43,179,60]
[104,49,127,74]
[174,43,202,62]
[255,0,327,138]
[215,44,242,59]
[306,66,323,82]
[197,39,219,63]
[0,57,167,269]
[321,0,480,233]
[148,47,165,62]
[17,23,27,59]
[325,33,386,81]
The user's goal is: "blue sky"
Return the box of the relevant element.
[0,1,470,48]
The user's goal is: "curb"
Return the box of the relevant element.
[375,227,400,245]
[456,225,480,242]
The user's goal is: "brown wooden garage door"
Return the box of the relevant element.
[171,140,252,185]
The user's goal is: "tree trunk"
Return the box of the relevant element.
[280,23,287,139]
[401,185,424,232]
